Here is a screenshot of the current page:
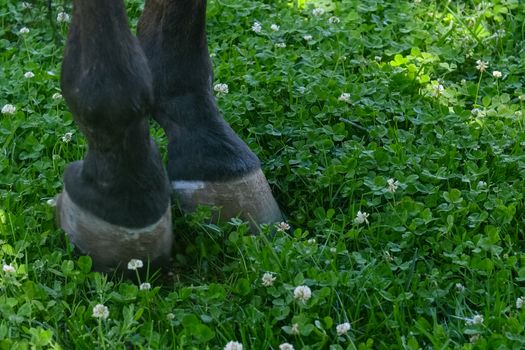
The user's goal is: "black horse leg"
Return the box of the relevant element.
[57,0,172,272]
[137,0,283,232]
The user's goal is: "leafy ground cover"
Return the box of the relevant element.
[2,0,525,348]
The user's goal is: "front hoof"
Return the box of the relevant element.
[56,190,173,273]
[172,169,283,232]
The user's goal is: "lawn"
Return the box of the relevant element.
[2,0,525,348]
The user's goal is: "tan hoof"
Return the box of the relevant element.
[56,189,173,273]
[172,169,283,232]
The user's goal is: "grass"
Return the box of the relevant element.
[2,0,525,348]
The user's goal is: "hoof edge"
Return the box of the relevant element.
[172,169,283,232]
[56,190,173,273]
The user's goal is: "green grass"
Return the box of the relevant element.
[2,0,525,348]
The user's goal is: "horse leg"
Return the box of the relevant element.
[57,0,172,272]
[137,0,283,232]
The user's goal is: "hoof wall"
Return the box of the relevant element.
[56,190,173,273]
[172,169,283,232]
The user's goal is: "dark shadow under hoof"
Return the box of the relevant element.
[172,169,284,233]
[56,189,173,273]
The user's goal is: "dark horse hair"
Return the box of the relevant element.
[137,0,261,182]
[59,0,282,239]
[60,0,170,228]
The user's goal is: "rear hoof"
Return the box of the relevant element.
[56,190,173,273]
[172,169,283,232]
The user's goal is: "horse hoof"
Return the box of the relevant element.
[171,169,283,232]
[56,189,173,273]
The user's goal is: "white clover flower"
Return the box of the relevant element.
[472,314,484,325]
[279,343,294,350]
[19,27,30,34]
[307,238,316,244]
[270,24,280,31]
[470,334,480,343]
[477,180,487,188]
[465,314,484,325]
[275,42,287,48]
[471,108,480,116]
[92,304,109,320]
[24,71,35,79]
[261,272,276,287]
[52,92,63,100]
[56,12,71,23]
[1,104,16,115]
[374,56,382,62]
[328,16,340,24]
[492,70,502,78]
[516,111,523,117]
[387,178,400,193]
[214,83,229,95]
[21,2,32,9]
[432,84,444,97]
[519,94,525,101]
[336,322,351,335]
[303,34,313,41]
[330,247,337,253]
[139,282,151,290]
[475,60,489,72]
[414,0,422,3]
[46,198,57,207]
[354,211,369,225]
[455,283,465,293]
[166,313,175,320]
[338,92,351,103]
[252,21,262,34]
[224,341,243,350]
[127,259,144,270]
[62,132,73,143]
[293,285,312,302]
[517,297,524,309]
[312,8,325,16]
[3,264,16,274]
[291,323,300,335]
[277,221,290,232]
[297,86,306,94]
